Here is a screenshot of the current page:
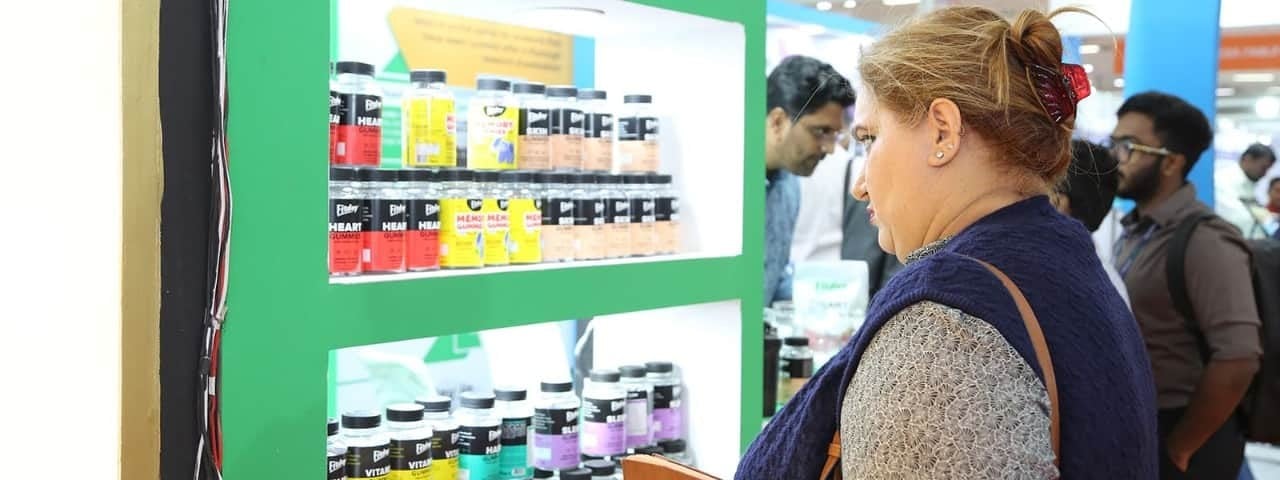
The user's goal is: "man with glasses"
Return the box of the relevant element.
[1111,91,1262,479]
[763,55,855,305]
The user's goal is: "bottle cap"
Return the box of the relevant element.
[440,168,475,182]
[514,82,547,95]
[532,469,555,479]
[328,418,339,436]
[620,365,648,378]
[589,369,621,383]
[410,69,446,84]
[659,439,687,453]
[386,403,425,422]
[476,77,512,91]
[624,94,653,104]
[624,174,649,184]
[335,61,375,76]
[404,168,441,182]
[784,336,810,347]
[415,395,452,413]
[578,89,607,100]
[358,168,400,182]
[540,380,574,393]
[341,410,382,429]
[330,166,358,182]
[495,388,528,401]
[547,85,579,98]
[476,170,502,183]
[460,391,496,410]
[559,468,592,480]
[584,459,616,476]
[645,361,674,374]
[633,445,664,455]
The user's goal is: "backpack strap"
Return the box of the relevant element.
[1166,214,1217,362]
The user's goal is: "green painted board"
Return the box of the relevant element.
[222,0,764,477]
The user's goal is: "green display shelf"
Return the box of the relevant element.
[221,0,765,477]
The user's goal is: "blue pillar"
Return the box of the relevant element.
[1123,0,1221,206]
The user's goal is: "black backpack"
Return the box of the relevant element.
[1168,214,1280,444]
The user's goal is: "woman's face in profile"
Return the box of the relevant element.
[850,89,936,258]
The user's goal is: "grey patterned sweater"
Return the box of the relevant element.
[839,241,1057,479]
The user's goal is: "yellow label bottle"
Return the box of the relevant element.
[402,96,456,168]
[468,78,519,170]
[482,197,511,266]
[440,197,485,268]
[507,196,543,264]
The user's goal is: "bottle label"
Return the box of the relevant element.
[335,93,383,167]
[482,198,511,266]
[625,390,652,448]
[330,90,341,164]
[604,197,631,259]
[653,385,683,441]
[618,116,659,172]
[439,198,485,268]
[574,199,607,260]
[549,109,584,170]
[584,112,613,139]
[499,417,531,479]
[655,197,677,222]
[583,113,614,171]
[428,428,460,480]
[781,357,813,379]
[390,437,433,479]
[618,116,657,141]
[541,198,576,262]
[329,452,348,480]
[458,425,501,480]
[362,198,408,273]
[533,407,580,470]
[580,398,625,456]
[518,107,551,170]
[347,444,392,479]
[406,199,441,271]
[330,199,365,275]
[403,97,457,168]
[467,103,518,170]
[507,198,542,264]
[629,197,655,256]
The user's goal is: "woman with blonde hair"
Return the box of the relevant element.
[737,6,1157,479]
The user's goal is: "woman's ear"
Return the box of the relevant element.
[925,98,963,167]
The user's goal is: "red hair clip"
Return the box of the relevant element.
[1028,63,1091,124]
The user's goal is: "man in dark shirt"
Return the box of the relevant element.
[1111,91,1262,479]
[763,56,855,305]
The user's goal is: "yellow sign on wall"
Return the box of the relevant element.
[387,7,575,88]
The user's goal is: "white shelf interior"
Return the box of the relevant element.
[334,0,747,266]
[332,300,744,477]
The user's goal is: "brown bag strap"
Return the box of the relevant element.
[818,257,1061,480]
[971,258,1061,466]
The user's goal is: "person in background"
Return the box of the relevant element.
[1267,177,1280,215]
[1216,143,1275,238]
[789,105,903,301]
[739,6,1156,478]
[791,107,855,264]
[763,55,856,305]
[1052,139,1130,307]
[1111,91,1262,479]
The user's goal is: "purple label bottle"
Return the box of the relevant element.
[620,365,655,448]
[533,380,581,471]
[646,361,684,442]
[580,369,627,457]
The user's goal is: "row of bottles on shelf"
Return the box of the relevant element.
[330,62,660,173]
[328,362,690,480]
[329,168,682,276]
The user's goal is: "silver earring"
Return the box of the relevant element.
[935,151,945,159]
